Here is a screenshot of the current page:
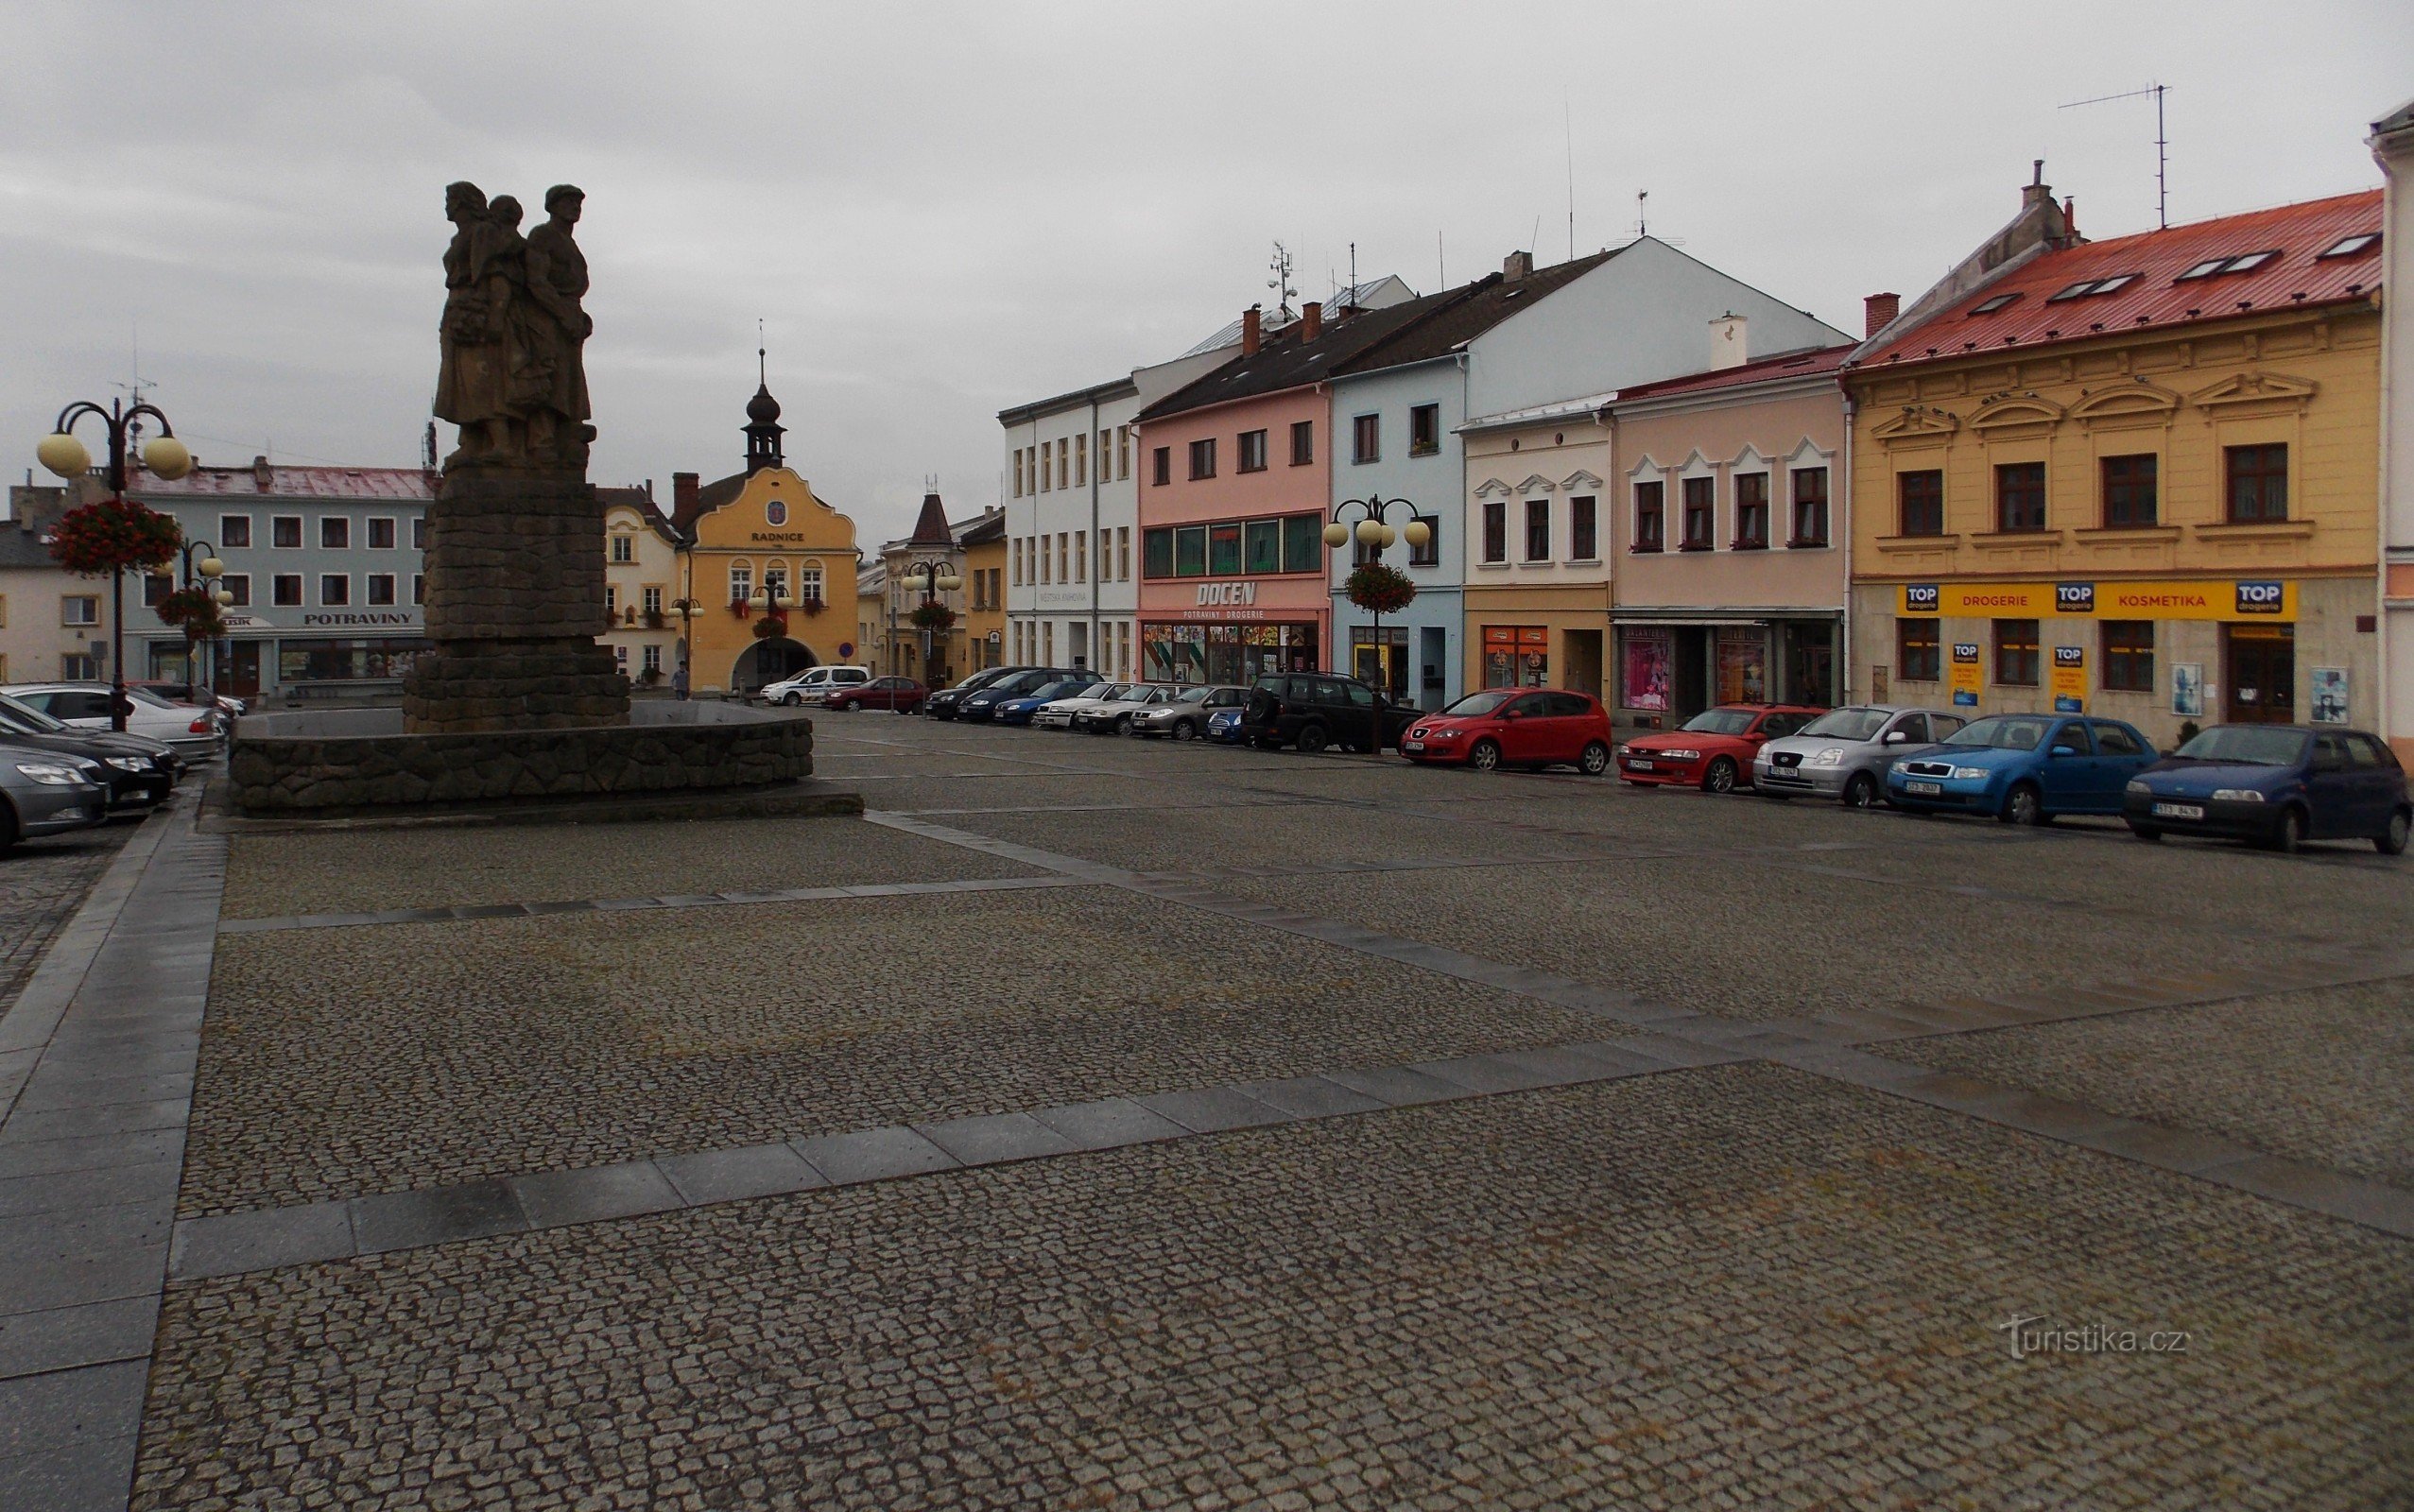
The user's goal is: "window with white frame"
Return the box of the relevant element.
[729,561,753,603]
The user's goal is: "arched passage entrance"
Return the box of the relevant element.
[733,637,816,692]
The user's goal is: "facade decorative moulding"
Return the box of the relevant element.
[1624,454,1664,480]
[1966,393,2066,432]
[2189,369,2319,414]
[1560,469,1605,491]
[1724,444,1770,473]
[1514,473,1558,495]
[1871,405,1959,446]
[2068,380,2183,429]
[1473,476,1515,499]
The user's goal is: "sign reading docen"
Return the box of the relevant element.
[1899,579,2297,621]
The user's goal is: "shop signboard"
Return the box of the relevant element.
[1898,580,2296,622]
[1948,644,1982,707]
[2050,645,2086,713]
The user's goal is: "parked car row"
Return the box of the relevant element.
[2,681,226,765]
[0,687,196,851]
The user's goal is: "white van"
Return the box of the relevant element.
[761,666,872,705]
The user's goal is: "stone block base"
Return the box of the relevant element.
[404,643,629,732]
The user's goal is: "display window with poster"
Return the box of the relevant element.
[1715,627,1768,704]
[1142,622,1316,685]
[1620,628,1671,712]
[1481,626,1549,688]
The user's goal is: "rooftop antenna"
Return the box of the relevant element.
[2061,81,2168,230]
[114,318,157,447]
[1438,230,1445,288]
[1348,243,1357,309]
[1636,190,1648,239]
[1267,241,1298,321]
[757,318,767,384]
[1564,95,1576,262]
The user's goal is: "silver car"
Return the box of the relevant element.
[3,681,225,763]
[1074,682,1179,735]
[1128,685,1247,741]
[1033,682,1128,730]
[1753,705,1968,808]
[0,738,112,850]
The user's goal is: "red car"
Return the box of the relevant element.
[1401,689,1614,774]
[821,676,925,713]
[1617,704,1823,792]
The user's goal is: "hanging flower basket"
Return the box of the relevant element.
[798,594,825,617]
[751,613,788,640]
[729,596,753,619]
[154,586,228,644]
[49,497,182,576]
[1345,562,1417,615]
[910,601,957,631]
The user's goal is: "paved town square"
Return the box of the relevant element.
[6,714,2404,1509]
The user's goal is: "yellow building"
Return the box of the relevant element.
[958,507,1007,673]
[668,379,861,696]
[1847,183,2383,746]
[598,485,682,691]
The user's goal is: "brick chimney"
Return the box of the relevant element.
[672,472,699,521]
[1709,313,1748,370]
[1504,250,1534,281]
[1301,301,1322,340]
[1241,305,1263,355]
[1863,292,1901,337]
[251,455,273,491]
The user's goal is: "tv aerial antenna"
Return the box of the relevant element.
[2061,81,2168,230]
[1629,191,1683,248]
[1267,241,1298,321]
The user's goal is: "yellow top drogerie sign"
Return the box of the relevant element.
[1899,579,2295,622]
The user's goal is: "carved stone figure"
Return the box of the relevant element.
[431,180,593,472]
[433,181,510,466]
[521,185,594,468]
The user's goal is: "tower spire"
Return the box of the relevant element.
[743,339,785,475]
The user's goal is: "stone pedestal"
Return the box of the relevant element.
[402,471,630,732]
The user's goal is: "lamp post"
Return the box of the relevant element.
[750,580,792,696]
[36,398,194,731]
[898,558,961,691]
[176,538,229,694]
[1325,494,1429,754]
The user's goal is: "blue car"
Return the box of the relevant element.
[1884,713,2159,825]
[993,678,1105,727]
[1207,707,1247,745]
[2122,723,2410,854]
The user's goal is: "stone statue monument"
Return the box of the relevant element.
[405,180,629,732]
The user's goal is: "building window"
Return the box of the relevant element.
[1995,462,2046,533]
[411,517,427,550]
[1237,429,1267,472]
[1152,446,1171,485]
[606,583,621,617]
[62,594,100,627]
[1353,413,1380,464]
[319,574,351,606]
[2102,455,2158,527]
[1289,421,1314,466]
[1117,526,1129,580]
[643,586,664,615]
[219,515,252,549]
[1143,528,1174,578]
[1012,450,1024,497]
[1409,404,1440,456]
[1482,500,1508,563]
[1058,532,1070,581]
[643,644,662,674]
[1524,498,1551,561]
[60,653,98,679]
[369,517,397,549]
[367,574,397,606]
[1174,525,1207,576]
[272,516,302,549]
[272,575,302,607]
[2103,621,2154,692]
[1209,524,1242,576]
[1790,468,1829,545]
[610,533,632,562]
[1076,532,1089,582]
[1076,433,1088,487]
[412,574,424,605]
[1187,438,1216,480]
[2227,443,2288,522]
[1282,513,1321,572]
[1633,481,1664,552]
[1117,425,1131,480]
[1994,618,2040,686]
[1681,476,1715,550]
[1410,513,1441,567]
[1897,619,1941,681]
[1733,473,1769,549]
[220,575,251,607]
[1898,470,1943,536]
[1244,519,1281,574]
[143,573,173,607]
[729,563,752,602]
[320,517,351,549]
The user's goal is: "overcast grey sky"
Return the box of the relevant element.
[5,2,2407,546]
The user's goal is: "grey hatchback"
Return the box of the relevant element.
[1753,705,1967,808]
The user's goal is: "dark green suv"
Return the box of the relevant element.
[1240,673,1418,754]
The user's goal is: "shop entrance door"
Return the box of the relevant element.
[1785,623,1836,707]
[1351,627,1407,700]
[1673,629,1709,716]
[1561,629,1603,701]
[2225,626,2295,723]
[223,643,262,698]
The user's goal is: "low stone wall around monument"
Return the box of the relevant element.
[227,703,815,815]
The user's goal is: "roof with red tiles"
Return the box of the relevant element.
[1613,342,1854,404]
[129,463,437,500]
[1850,190,2383,373]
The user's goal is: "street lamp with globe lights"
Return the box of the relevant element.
[36,398,195,731]
[899,559,961,692]
[1325,494,1429,749]
[175,538,230,696]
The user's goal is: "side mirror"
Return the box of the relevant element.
[1883,730,1907,744]
[2050,745,2078,758]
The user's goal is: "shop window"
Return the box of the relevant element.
[220,515,252,549]
[2226,443,2287,522]
[1995,462,2046,532]
[1152,446,1171,485]
[272,516,303,549]
[1790,468,1828,545]
[2103,621,2154,691]
[1524,498,1550,561]
[1409,514,1441,567]
[1633,481,1664,552]
[1188,438,1216,480]
[1681,477,1715,550]
[1897,619,1941,682]
[321,517,351,549]
[1282,513,1322,572]
[272,575,302,607]
[1353,413,1380,464]
[1481,500,1507,563]
[1244,519,1282,574]
[1568,498,1595,560]
[1898,470,1943,536]
[1237,429,1267,472]
[2101,455,2158,527]
[1481,626,1548,689]
[1289,421,1314,466]
[1621,628,1672,711]
[1209,524,1242,575]
[1994,618,2040,686]
[1733,473,1769,549]
[1409,404,1440,456]
[1174,525,1208,576]
[370,517,397,549]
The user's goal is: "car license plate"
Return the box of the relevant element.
[1403,741,1424,752]
[1905,781,1942,797]
[2152,801,2204,820]
[1628,759,1654,770]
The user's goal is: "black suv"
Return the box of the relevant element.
[1239,673,1418,754]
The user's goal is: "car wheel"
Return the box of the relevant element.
[2002,782,2044,826]
[1578,741,1611,776]
[782,693,802,706]
[1171,719,1197,742]
[2129,824,2163,842]
[1468,738,1502,772]
[1841,773,1877,809]
[1296,723,1330,754]
[1112,714,1133,736]
[2269,806,2307,853]
[1701,757,1738,794]
[840,698,861,712]
[0,799,18,852]
[2378,808,2411,856]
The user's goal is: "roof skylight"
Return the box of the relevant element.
[2317,232,2380,259]
[2177,249,2282,282]
[2045,273,2140,302]
[1971,292,2023,316]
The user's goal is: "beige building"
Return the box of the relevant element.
[1456,396,1615,699]
[598,485,682,690]
[1,485,112,686]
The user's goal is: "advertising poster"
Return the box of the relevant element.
[2310,667,2349,724]
[1621,629,1670,711]
[2050,645,2086,713]
[1714,628,1767,704]
[1948,643,1982,708]
[2171,663,2204,717]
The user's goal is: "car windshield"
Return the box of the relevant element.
[0,694,67,733]
[1798,708,1890,741]
[1169,686,1212,704]
[128,687,181,711]
[1114,686,1160,702]
[1030,680,1090,699]
[954,670,1009,691]
[1680,709,1757,735]
[2174,726,2310,765]
[1945,715,2057,751]
[1441,691,1518,717]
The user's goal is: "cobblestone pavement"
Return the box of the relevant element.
[108,714,2414,1507]
[0,821,132,1012]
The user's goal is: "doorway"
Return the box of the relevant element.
[223,643,262,698]
[1418,627,1446,710]
[2225,626,2295,723]
[1785,622,1836,706]
[1672,629,1709,717]
[733,637,816,692]
[1561,629,1603,701]
[1351,627,1407,699]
